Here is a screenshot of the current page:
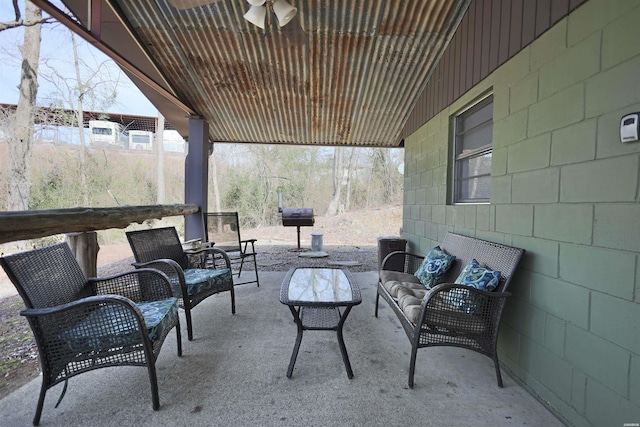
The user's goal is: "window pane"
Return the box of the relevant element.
[457,175,491,201]
[458,152,492,178]
[453,95,493,203]
[457,99,493,133]
[457,123,492,154]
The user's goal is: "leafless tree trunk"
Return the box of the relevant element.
[71,32,89,205]
[344,147,357,211]
[156,113,166,204]
[209,144,221,212]
[7,2,42,211]
[326,147,350,215]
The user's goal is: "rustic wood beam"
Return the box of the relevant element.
[0,204,199,244]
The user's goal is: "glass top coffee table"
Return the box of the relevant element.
[279,267,362,379]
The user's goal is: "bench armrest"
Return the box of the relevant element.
[380,251,424,275]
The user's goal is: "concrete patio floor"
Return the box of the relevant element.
[0,271,562,426]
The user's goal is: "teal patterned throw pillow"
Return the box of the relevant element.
[414,246,456,289]
[449,259,501,313]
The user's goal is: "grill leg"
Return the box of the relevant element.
[296,226,301,250]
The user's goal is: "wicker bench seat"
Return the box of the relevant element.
[374,232,524,388]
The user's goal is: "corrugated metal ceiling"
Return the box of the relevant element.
[58,0,470,147]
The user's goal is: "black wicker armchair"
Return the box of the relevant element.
[0,243,182,426]
[126,226,234,341]
[375,233,524,388]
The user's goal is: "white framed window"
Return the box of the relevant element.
[453,94,493,203]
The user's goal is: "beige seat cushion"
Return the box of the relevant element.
[382,279,425,299]
[379,270,422,285]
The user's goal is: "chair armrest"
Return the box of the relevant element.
[240,239,257,255]
[21,294,146,335]
[380,251,424,275]
[417,282,511,328]
[130,259,187,300]
[188,247,232,270]
[88,269,175,302]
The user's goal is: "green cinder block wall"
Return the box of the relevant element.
[401,0,640,425]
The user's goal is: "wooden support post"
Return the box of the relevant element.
[65,232,99,278]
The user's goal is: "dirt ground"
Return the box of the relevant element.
[0,205,402,400]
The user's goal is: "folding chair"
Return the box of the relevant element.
[206,212,260,287]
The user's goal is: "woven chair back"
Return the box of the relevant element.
[126,227,190,270]
[0,243,88,309]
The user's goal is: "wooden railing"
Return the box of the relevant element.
[0,204,199,244]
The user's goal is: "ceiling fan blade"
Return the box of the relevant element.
[167,0,224,10]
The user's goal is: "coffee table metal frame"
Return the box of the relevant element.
[279,267,362,379]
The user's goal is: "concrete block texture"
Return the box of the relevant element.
[534,204,593,245]
[560,243,636,300]
[507,134,551,173]
[529,273,589,329]
[560,156,638,202]
[601,2,640,69]
[586,56,640,118]
[512,168,560,204]
[590,292,640,354]
[540,32,601,100]
[495,204,533,236]
[593,204,640,252]
[529,84,585,137]
[551,119,597,165]
[585,375,640,427]
[565,324,630,396]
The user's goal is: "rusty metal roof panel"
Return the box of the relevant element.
[102,0,470,146]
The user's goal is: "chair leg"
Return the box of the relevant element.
[147,359,160,411]
[408,345,418,388]
[32,381,47,425]
[184,305,194,341]
[176,318,183,357]
[253,256,260,287]
[374,292,380,317]
[494,356,504,387]
[230,285,236,314]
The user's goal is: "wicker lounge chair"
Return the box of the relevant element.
[0,243,182,426]
[205,212,260,287]
[126,226,234,341]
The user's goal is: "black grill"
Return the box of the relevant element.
[281,208,315,250]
